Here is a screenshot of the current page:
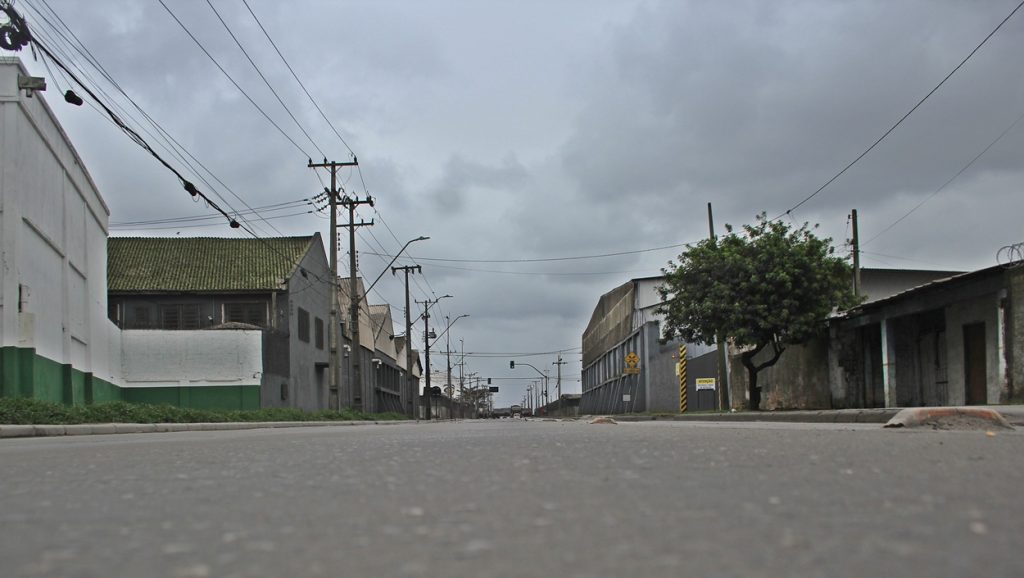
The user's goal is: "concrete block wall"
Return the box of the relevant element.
[728,337,832,410]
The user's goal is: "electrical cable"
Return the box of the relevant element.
[240,0,357,158]
[24,0,291,237]
[773,0,1024,221]
[364,241,695,264]
[863,106,1024,247]
[204,0,326,159]
[156,0,315,161]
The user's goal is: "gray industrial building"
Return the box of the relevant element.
[581,276,719,415]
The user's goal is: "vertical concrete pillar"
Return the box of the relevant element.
[881,318,897,408]
[998,290,1008,403]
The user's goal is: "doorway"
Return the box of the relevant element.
[963,323,987,405]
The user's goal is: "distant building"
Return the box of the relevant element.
[581,276,716,415]
[337,277,421,416]
[581,268,967,414]
[107,235,332,411]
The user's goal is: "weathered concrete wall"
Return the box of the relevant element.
[284,240,330,412]
[1008,269,1024,402]
[260,329,290,409]
[729,338,832,410]
[945,293,1000,405]
[121,329,262,388]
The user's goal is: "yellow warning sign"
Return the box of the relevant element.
[624,351,640,374]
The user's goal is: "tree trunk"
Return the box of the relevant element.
[747,364,761,411]
[739,341,784,411]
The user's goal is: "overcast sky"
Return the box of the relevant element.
[13,0,1024,407]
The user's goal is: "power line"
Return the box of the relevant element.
[110,196,318,227]
[24,0,291,237]
[859,250,953,268]
[390,261,660,277]
[156,0,315,160]
[110,209,321,231]
[204,0,325,159]
[773,0,1024,220]
[240,0,356,158]
[17,13,334,303]
[863,106,1024,247]
[364,241,694,264]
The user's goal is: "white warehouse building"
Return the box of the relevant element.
[0,57,122,403]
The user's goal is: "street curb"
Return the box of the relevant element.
[611,409,899,424]
[884,407,1014,430]
[0,419,413,439]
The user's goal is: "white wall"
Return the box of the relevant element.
[0,58,110,374]
[121,330,263,387]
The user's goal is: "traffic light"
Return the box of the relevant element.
[509,360,515,369]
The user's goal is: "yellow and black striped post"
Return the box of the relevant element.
[678,344,687,413]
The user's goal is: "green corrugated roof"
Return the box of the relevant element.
[108,236,316,292]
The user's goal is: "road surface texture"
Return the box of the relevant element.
[1,419,1021,577]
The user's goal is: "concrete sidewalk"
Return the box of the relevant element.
[611,405,1024,427]
[0,419,416,439]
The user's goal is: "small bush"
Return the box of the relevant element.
[0,397,408,425]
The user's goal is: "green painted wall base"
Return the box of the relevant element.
[124,385,260,411]
[0,346,260,411]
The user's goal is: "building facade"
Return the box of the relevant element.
[107,235,332,411]
[581,276,717,414]
[0,57,122,404]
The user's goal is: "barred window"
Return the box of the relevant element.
[134,306,151,329]
[160,304,202,329]
[226,302,266,326]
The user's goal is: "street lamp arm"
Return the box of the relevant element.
[366,236,429,296]
[430,314,469,349]
[418,294,453,320]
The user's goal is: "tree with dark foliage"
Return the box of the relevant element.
[658,214,858,410]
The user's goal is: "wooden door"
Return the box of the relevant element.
[963,323,987,405]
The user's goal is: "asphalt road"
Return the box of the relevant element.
[1,419,1021,578]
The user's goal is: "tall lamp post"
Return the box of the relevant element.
[510,360,550,415]
[433,314,469,419]
[417,294,452,420]
[385,236,429,418]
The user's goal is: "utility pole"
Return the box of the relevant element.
[445,317,453,420]
[340,193,374,411]
[420,301,432,420]
[307,158,358,411]
[416,295,451,420]
[459,339,465,419]
[392,265,421,418]
[553,355,566,416]
[709,202,730,412]
[851,209,861,297]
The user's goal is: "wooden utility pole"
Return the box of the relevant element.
[708,202,730,412]
[416,296,447,420]
[553,354,566,416]
[851,209,861,297]
[307,158,358,411]
[392,265,420,418]
[341,193,374,411]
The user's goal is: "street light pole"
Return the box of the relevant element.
[510,360,550,415]
[416,294,452,420]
